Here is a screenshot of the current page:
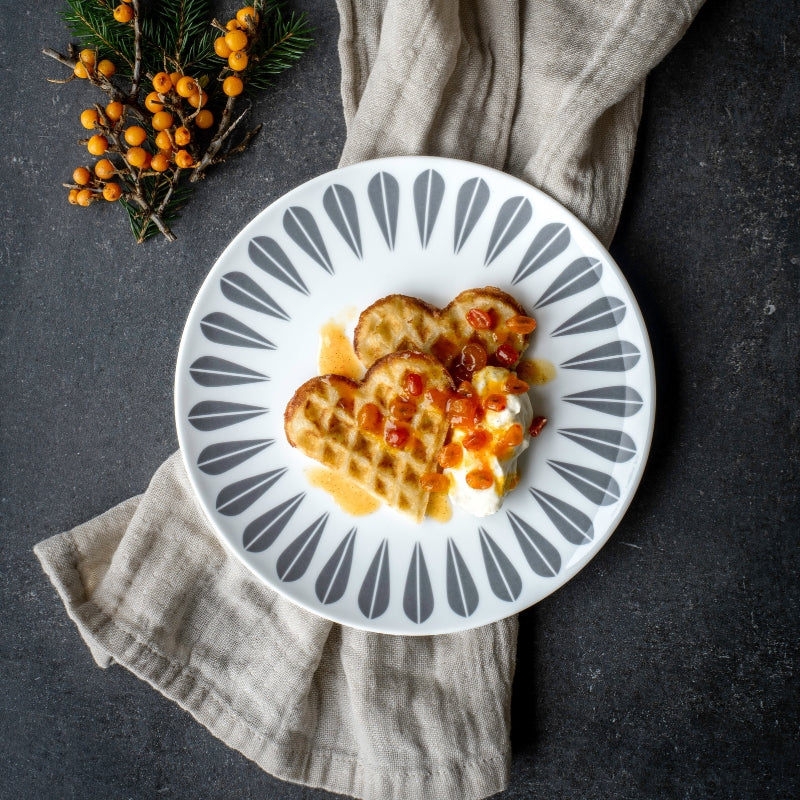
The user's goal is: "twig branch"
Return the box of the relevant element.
[189,96,257,182]
[129,0,143,99]
[42,47,76,68]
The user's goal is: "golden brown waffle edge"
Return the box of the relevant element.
[353,286,532,372]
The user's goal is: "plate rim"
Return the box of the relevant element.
[174,154,657,635]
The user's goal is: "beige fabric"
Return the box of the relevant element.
[35,2,704,798]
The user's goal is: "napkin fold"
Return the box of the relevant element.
[35,2,704,798]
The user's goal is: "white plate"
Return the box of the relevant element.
[175,156,655,635]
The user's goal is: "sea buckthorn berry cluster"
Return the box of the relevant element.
[440,310,523,382]
[72,47,118,82]
[49,0,313,240]
[137,69,213,173]
[355,374,432,452]
[214,6,261,93]
[66,158,123,207]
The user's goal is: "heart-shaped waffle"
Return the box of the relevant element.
[284,351,455,522]
[354,287,534,376]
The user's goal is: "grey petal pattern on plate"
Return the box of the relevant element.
[446,538,479,617]
[561,341,641,372]
[283,206,334,273]
[454,177,490,253]
[197,439,274,475]
[512,222,570,284]
[557,428,637,462]
[484,196,532,266]
[243,492,305,553]
[478,527,522,602]
[188,401,267,431]
[315,527,357,605]
[548,461,621,506]
[530,488,594,545]
[358,539,390,620]
[535,257,603,308]
[563,385,644,417]
[368,172,400,250]
[220,272,290,321]
[249,236,309,294]
[190,356,268,387]
[323,184,362,259]
[403,542,434,624]
[413,169,444,248]
[200,312,276,350]
[217,468,288,517]
[177,159,655,634]
[506,510,561,577]
[276,512,328,582]
[551,296,626,336]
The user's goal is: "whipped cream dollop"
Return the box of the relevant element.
[445,366,533,517]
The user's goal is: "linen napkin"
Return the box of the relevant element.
[35,1,704,798]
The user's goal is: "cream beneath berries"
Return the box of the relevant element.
[443,366,534,517]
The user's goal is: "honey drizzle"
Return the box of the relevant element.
[517,357,557,385]
[318,318,364,380]
[305,466,381,516]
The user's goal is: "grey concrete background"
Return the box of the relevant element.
[2,1,798,798]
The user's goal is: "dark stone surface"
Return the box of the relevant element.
[1,1,797,798]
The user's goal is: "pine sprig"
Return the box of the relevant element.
[121,178,193,241]
[143,0,218,75]
[62,0,136,73]
[246,6,314,90]
[46,0,314,242]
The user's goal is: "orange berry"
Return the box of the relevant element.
[155,130,173,151]
[73,166,92,185]
[169,72,183,89]
[228,50,248,71]
[121,0,132,3]
[80,108,99,129]
[94,158,115,179]
[124,125,147,146]
[226,18,243,30]
[151,110,174,131]
[152,72,172,93]
[419,472,449,493]
[175,76,198,98]
[174,149,194,169]
[87,135,108,155]
[214,36,232,58]
[68,188,80,205]
[76,188,93,207]
[187,89,208,109]
[79,49,96,67]
[174,126,191,146]
[222,75,244,97]
[144,92,164,113]
[102,182,122,201]
[225,29,248,52]
[465,469,494,491]
[73,62,89,79]
[194,109,214,129]
[113,4,133,23]
[125,146,148,168]
[151,152,171,172]
[105,101,123,122]
[236,6,259,25]
[97,59,116,77]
